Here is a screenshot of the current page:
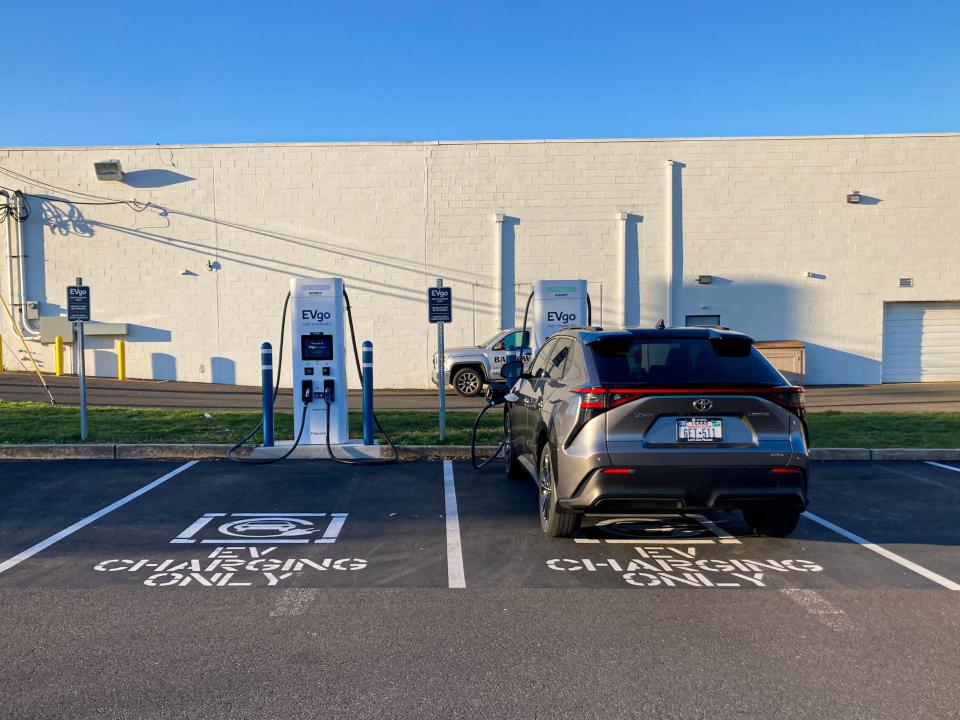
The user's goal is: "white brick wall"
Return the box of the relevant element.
[2,133,958,387]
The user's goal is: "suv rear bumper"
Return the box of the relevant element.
[559,465,808,515]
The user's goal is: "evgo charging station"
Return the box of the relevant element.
[290,277,350,446]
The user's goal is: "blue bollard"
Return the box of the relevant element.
[362,341,374,445]
[260,342,274,447]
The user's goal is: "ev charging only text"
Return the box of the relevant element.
[94,546,367,587]
[547,545,824,588]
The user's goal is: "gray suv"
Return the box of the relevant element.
[502,327,810,538]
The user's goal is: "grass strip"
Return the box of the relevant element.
[0,401,504,446]
[0,402,957,448]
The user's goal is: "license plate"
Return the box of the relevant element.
[676,418,723,443]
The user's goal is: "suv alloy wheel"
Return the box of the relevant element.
[538,444,581,538]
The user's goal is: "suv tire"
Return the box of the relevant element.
[452,367,484,397]
[743,508,801,538]
[538,444,581,538]
[504,412,527,480]
[504,438,527,481]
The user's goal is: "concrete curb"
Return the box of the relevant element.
[0,444,117,460]
[809,448,871,461]
[869,448,960,461]
[0,444,956,462]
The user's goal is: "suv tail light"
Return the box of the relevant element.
[767,387,805,411]
[574,387,608,409]
[567,387,651,447]
[566,384,808,447]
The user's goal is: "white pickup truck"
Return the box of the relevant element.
[431,328,532,396]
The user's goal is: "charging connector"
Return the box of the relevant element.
[301,379,314,404]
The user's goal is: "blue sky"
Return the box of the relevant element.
[5,1,957,145]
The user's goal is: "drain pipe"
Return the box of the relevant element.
[2,190,17,335]
[12,192,39,337]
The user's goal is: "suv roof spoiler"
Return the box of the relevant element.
[578,326,755,344]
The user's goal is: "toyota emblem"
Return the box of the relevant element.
[693,398,713,412]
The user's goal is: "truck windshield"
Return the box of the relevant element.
[590,337,785,386]
[480,332,505,347]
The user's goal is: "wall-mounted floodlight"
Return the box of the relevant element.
[94,160,124,181]
[846,190,861,204]
[696,275,712,285]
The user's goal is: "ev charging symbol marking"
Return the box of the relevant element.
[170,513,348,544]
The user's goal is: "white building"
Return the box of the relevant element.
[1,133,958,389]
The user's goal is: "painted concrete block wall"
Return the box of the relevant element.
[1,133,958,388]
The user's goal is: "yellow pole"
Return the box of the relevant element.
[55,336,64,376]
[116,339,126,380]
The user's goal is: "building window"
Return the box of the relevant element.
[685,314,721,327]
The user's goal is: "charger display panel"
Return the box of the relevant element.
[301,333,334,361]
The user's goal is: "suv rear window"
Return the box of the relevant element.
[590,337,786,386]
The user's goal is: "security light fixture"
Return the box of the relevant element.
[846,190,861,204]
[94,160,124,181]
[696,275,713,285]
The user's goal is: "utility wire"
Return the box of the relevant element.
[0,166,133,203]
[0,167,150,213]
[0,189,31,222]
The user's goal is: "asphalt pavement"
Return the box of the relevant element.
[4,370,960,412]
[1,458,959,718]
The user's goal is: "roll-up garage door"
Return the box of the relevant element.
[882,302,960,382]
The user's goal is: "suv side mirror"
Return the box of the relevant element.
[492,342,504,351]
[501,360,528,380]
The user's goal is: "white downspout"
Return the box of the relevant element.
[665,160,677,327]
[495,213,513,330]
[2,190,17,332]
[617,212,629,326]
[13,193,39,337]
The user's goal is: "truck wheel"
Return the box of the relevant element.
[743,508,801,538]
[452,367,483,397]
[538,444,581,538]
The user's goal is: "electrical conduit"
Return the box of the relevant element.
[13,192,39,337]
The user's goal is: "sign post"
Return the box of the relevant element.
[67,278,91,441]
[428,280,453,442]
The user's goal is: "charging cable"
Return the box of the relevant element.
[229,285,399,465]
[469,385,511,469]
[228,292,298,464]
[323,290,399,464]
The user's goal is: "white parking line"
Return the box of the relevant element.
[443,460,466,589]
[0,461,198,576]
[926,461,960,474]
[803,511,960,591]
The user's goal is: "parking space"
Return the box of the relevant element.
[456,462,958,591]
[2,457,959,719]
[0,460,448,589]
[2,459,958,594]
[0,460,187,562]
[805,460,960,585]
